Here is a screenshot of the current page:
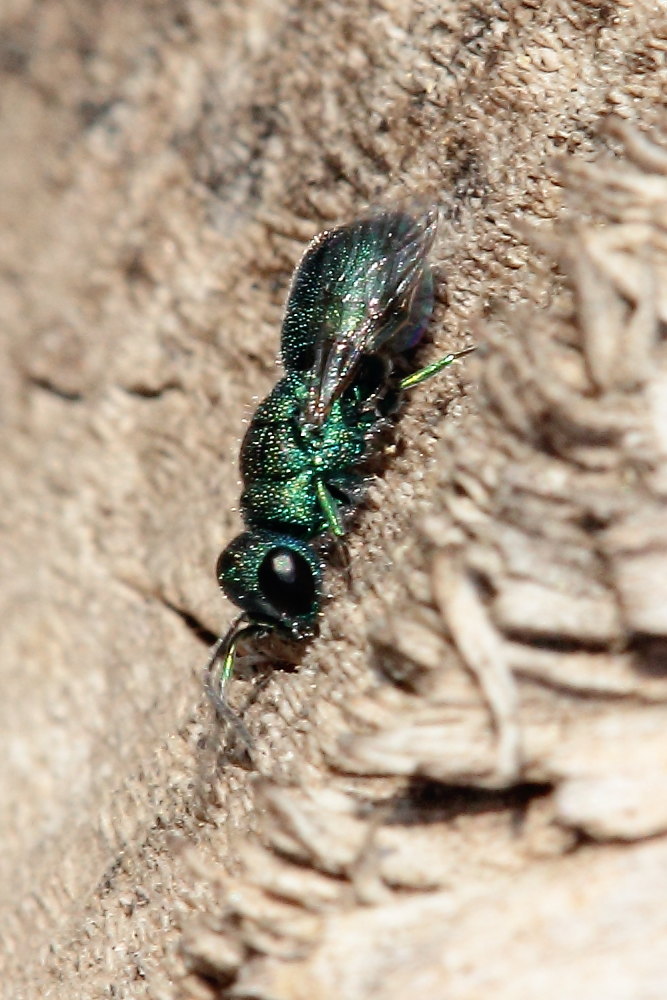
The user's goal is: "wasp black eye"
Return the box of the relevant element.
[258,546,316,618]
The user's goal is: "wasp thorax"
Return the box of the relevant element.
[217,530,321,639]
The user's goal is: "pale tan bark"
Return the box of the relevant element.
[1,2,666,998]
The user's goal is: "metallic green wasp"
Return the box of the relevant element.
[207,208,473,718]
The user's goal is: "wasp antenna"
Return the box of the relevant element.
[205,616,256,746]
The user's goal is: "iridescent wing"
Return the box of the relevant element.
[280,208,437,427]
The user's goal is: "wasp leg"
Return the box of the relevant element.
[399,346,476,391]
[333,534,353,585]
[315,476,346,538]
[315,477,354,583]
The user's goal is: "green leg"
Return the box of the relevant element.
[399,346,475,391]
[316,476,345,538]
[315,477,353,582]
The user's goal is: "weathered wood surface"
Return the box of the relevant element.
[1,2,666,997]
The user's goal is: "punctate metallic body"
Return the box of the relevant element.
[208,208,473,711]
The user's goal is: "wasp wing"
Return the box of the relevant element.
[280,208,437,427]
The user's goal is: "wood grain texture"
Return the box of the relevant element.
[1,1,666,997]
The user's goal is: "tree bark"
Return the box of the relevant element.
[1,2,666,998]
